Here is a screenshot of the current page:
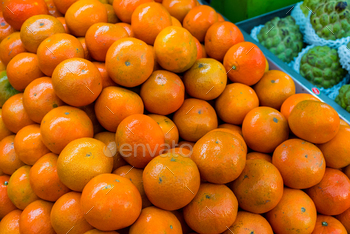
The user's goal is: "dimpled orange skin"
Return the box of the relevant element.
[0,209,22,233]
[116,22,135,37]
[307,168,350,216]
[129,206,183,234]
[19,200,55,234]
[20,15,66,53]
[23,77,64,123]
[224,41,266,86]
[154,26,197,73]
[288,100,340,144]
[183,5,218,42]
[7,165,39,210]
[0,109,12,142]
[2,0,49,31]
[141,70,185,115]
[0,12,15,43]
[57,138,113,192]
[106,38,154,87]
[183,183,238,234]
[92,62,117,88]
[272,139,326,189]
[148,114,179,146]
[205,21,244,61]
[65,0,108,37]
[40,106,94,154]
[216,83,259,125]
[85,23,129,62]
[266,188,317,234]
[113,0,153,24]
[50,192,93,234]
[0,175,16,219]
[280,93,319,120]
[45,0,63,17]
[53,0,77,14]
[37,33,85,77]
[173,98,218,142]
[0,135,25,175]
[209,128,247,153]
[162,0,197,22]
[52,58,102,107]
[192,130,246,184]
[336,208,350,233]
[0,32,27,66]
[2,93,35,133]
[6,53,44,92]
[131,2,172,45]
[312,215,347,234]
[81,174,142,231]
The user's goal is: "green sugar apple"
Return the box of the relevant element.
[335,85,350,112]
[301,0,324,17]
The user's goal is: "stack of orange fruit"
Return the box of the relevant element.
[0,0,349,233]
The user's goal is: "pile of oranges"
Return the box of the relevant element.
[0,0,349,233]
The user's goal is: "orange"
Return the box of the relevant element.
[162,0,196,22]
[178,141,194,150]
[85,23,128,61]
[265,58,269,72]
[77,37,91,60]
[104,4,119,24]
[193,36,206,60]
[0,109,12,141]
[53,0,77,14]
[183,5,218,42]
[45,0,63,17]
[306,168,350,216]
[0,12,14,43]
[0,60,6,72]
[266,188,317,234]
[217,12,225,21]
[2,0,49,31]
[336,208,350,233]
[232,159,284,214]
[113,165,151,208]
[224,41,266,86]
[143,153,200,210]
[317,125,350,169]
[131,2,172,45]
[171,16,182,27]
[20,15,65,53]
[29,153,70,202]
[57,17,70,33]
[2,93,35,133]
[0,32,27,66]
[273,139,325,189]
[129,206,182,234]
[52,58,102,107]
[65,0,108,37]
[0,209,21,233]
[14,124,50,165]
[183,183,238,234]
[37,33,85,77]
[163,147,192,158]
[79,103,105,135]
[0,175,16,218]
[205,21,244,61]
[192,130,246,184]
[216,83,259,125]
[280,93,319,120]
[154,26,197,73]
[340,119,349,126]
[51,192,93,234]
[81,173,142,231]
[0,135,24,175]
[148,114,179,146]
[170,210,193,234]
[242,107,289,153]
[85,230,119,234]
[116,114,165,168]
[140,70,185,115]
[173,98,218,142]
[40,106,94,154]
[93,62,117,88]
[19,200,55,234]
[23,77,64,123]
[288,100,340,144]
[246,152,272,162]
[224,211,273,234]
[312,215,347,234]
[254,70,296,110]
[95,86,144,132]
[116,22,134,37]
[106,38,154,87]
[57,137,113,192]
[183,58,227,100]
[7,165,39,210]
[113,0,153,24]
[218,123,243,136]
[208,128,247,153]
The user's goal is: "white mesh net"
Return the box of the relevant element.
[290,1,307,34]
[338,44,350,73]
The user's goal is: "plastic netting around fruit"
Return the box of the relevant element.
[290,1,307,34]
[338,44,350,73]
[304,12,350,48]
[293,44,350,100]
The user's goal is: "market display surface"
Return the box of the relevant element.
[0,0,349,233]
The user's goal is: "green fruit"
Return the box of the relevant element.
[311,0,350,40]
[300,46,347,88]
[335,85,350,112]
[0,71,20,107]
[257,16,303,63]
[301,0,324,17]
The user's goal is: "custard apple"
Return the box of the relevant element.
[300,46,347,88]
[311,0,350,40]
[335,85,350,112]
[301,0,323,17]
[257,16,303,63]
